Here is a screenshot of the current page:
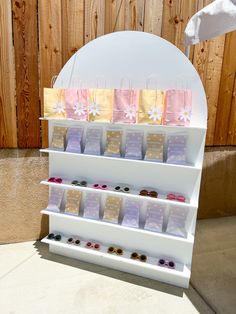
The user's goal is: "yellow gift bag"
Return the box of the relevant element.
[138,90,165,125]
[44,88,66,119]
[88,89,113,122]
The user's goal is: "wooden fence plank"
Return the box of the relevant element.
[213,31,236,145]
[0,1,17,148]
[144,0,163,36]
[61,0,84,65]
[38,0,63,147]
[124,0,145,31]
[227,77,236,145]
[192,0,225,146]
[193,35,225,145]
[161,0,196,53]
[12,0,40,148]
[105,0,125,33]
[84,0,105,44]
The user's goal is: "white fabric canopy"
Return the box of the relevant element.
[185,0,236,47]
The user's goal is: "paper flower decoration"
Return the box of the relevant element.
[179,109,191,122]
[53,102,65,114]
[88,102,100,116]
[73,102,87,116]
[124,105,136,120]
[148,106,162,122]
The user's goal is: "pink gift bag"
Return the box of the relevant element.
[164,90,192,126]
[113,89,138,124]
[64,89,88,120]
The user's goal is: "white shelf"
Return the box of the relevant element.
[42,236,191,288]
[40,180,198,208]
[40,148,201,171]
[40,117,206,132]
[41,209,194,244]
[44,210,194,265]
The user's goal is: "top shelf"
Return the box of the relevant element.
[40,117,206,132]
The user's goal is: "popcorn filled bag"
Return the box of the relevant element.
[44,88,66,119]
[88,89,113,122]
[64,89,88,120]
[113,89,138,124]
[164,90,192,126]
[138,89,165,125]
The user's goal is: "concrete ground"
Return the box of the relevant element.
[0,217,235,314]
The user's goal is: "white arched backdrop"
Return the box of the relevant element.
[41,31,207,288]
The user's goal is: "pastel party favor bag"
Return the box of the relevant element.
[164,90,192,126]
[88,89,113,122]
[64,89,88,120]
[138,90,165,125]
[44,88,66,119]
[113,89,138,124]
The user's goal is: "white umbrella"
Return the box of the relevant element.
[184,0,236,55]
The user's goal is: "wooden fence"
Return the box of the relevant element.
[0,0,236,148]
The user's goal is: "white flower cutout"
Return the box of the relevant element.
[88,102,100,116]
[73,102,86,116]
[148,106,162,122]
[124,105,136,120]
[179,109,191,122]
[53,102,65,114]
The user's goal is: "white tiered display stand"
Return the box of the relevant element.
[40,31,207,288]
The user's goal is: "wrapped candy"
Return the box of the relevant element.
[66,127,84,153]
[50,126,67,151]
[144,203,164,233]
[64,190,82,215]
[125,131,143,160]
[104,129,122,157]
[103,195,122,223]
[47,187,64,212]
[166,206,188,238]
[122,199,141,228]
[144,132,165,162]
[166,134,187,165]
[84,127,102,156]
[83,192,100,219]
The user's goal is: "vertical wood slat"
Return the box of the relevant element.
[161,0,196,53]
[192,0,225,146]
[84,0,105,44]
[38,0,63,147]
[227,77,236,145]
[61,0,84,65]
[124,0,145,31]
[12,0,40,148]
[214,31,236,145]
[144,0,163,36]
[105,0,125,34]
[0,1,17,148]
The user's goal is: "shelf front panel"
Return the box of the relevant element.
[46,211,194,265]
[41,149,201,203]
[42,237,190,288]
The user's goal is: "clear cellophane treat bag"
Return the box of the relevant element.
[104,129,123,157]
[47,187,64,212]
[166,206,188,238]
[125,130,143,160]
[144,202,164,233]
[144,132,165,162]
[83,192,100,220]
[88,89,113,122]
[122,199,141,228]
[64,190,82,215]
[138,90,165,125]
[64,89,88,120]
[166,133,187,165]
[84,127,102,155]
[164,90,192,126]
[113,89,138,124]
[103,195,122,224]
[66,127,84,153]
[44,88,66,119]
[50,126,67,151]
